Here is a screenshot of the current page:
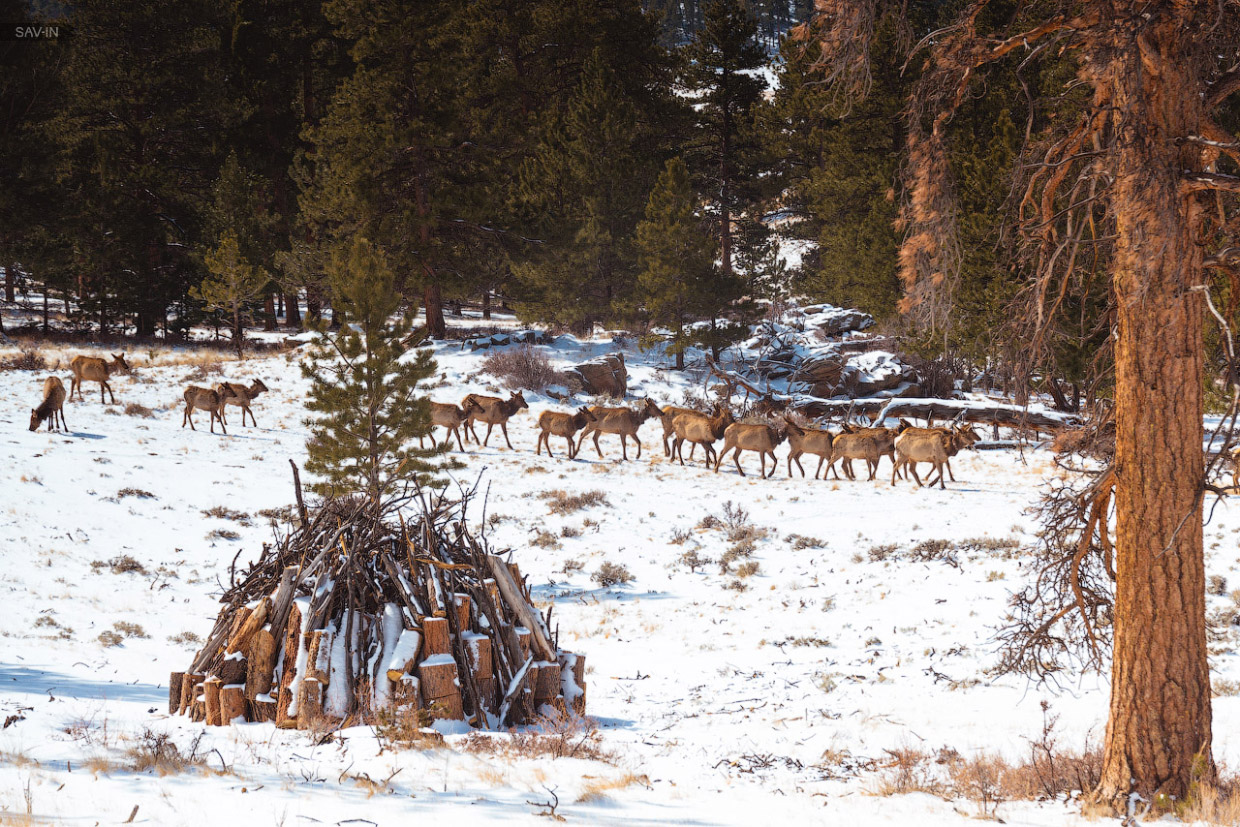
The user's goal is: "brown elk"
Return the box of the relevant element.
[657,404,713,457]
[826,431,882,481]
[461,391,528,449]
[182,385,236,434]
[575,398,663,461]
[671,406,734,468]
[783,417,834,479]
[714,421,786,478]
[422,397,482,451]
[894,424,980,487]
[69,353,131,403]
[29,376,68,432]
[215,379,270,428]
[535,407,597,459]
[841,423,901,480]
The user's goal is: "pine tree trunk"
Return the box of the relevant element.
[482,289,491,320]
[1092,21,1211,807]
[264,293,276,331]
[4,266,13,302]
[424,282,446,339]
[284,291,302,328]
[307,289,321,326]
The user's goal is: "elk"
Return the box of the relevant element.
[841,423,901,479]
[783,417,834,479]
[29,376,67,432]
[423,397,482,451]
[826,431,882,481]
[575,398,663,461]
[535,407,597,459]
[461,391,528,449]
[671,406,734,468]
[69,353,131,404]
[658,404,713,458]
[182,385,236,434]
[215,379,269,428]
[894,424,981,487]
[714,421,786,478]
[1232,445,1240,492]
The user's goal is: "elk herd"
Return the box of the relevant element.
[28,351,270,437]
[431,390,982,488]
[25,351,979,488]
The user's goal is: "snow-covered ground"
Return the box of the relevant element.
[2,328,1240,825]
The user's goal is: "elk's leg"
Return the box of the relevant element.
[674,437,684,466]
[483,422,495,447]
[501,421,514,450]
[452,426,464,451]
[814,456,826,480]
[663,431,672,457]
[733,449,746,477]
[565,435,576,458]
[184,404,195,430]
[593,431,604,459]
[632,434,641,460]
[944,458,956,482]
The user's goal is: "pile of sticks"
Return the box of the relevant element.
[169,488,586,730]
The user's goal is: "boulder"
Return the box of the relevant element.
[803,305,875,338]
[566,353,627,398]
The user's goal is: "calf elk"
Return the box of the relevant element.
[423,397,481,451]
[671,407,734,468]
[576,398,663,461]
[783,417,834,479]
[29,376,68,432]
[536,407,597,459]
[216,379,269,427]
[714,421,786,478]
[461,391,528,449]
[69,352,131,404]
[182,385,235,434]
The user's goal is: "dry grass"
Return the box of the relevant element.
[592,561,633,588]
[124,728,207,775]
[123,402,154,418]
[575,773,648,804]
[202,506,253,525]
[90,555,147,575]
[539,489,609,515]
[0,349,48,371]
[459,716,615,764]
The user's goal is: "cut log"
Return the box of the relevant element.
[226,596,270,655]
[275,601,304,728]
[203,677,223,726]
[306,630,333,684]
[422,617,451,655]
[559,652,586,715]
[391,675,420,709]
[169,671,184,714]
[794,397,1077,431]
[426,692,464,721]
[385,628,422,683]
[217,654,246,686]
[227,608,253,652]
[220,685,246,723]
[454,593,471,630]
[267,565,300,643]
[295,678,323,728]
[180,672,205,715]
[533,662,561,702]
[515,627,532,661]
[251,697,277,723]
[246,629,277,700]
[190,700,205,723]
[418,655,460,700]
[464,634,493,679]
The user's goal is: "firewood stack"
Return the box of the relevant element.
[169,490,586,730]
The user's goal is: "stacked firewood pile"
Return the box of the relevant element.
[168,491,586,730]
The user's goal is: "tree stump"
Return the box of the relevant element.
[392,675,420,710]
[220,685,246,723]
[515,627,532,660]
[218,655,246,686]
[306,629,333,684]
[203,677,223,726]
[296,678,323,729]
[180,672,205,715]
[275,601,305,728]
[533,662,561,704]
[464,634,492,679]
[454,593,471,630]
[251,698,277,723]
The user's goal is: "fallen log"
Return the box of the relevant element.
[793,397,1078,431]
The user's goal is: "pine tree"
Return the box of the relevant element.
[680,0,768,279]
[194,231,269,358]
[301,237,447,502]
[636,158,717,369]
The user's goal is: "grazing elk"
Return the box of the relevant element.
[535,407,597,459]
[29,376,68,432]
[215,379,269,428]
[423,397,482,451]
[783,417,834,479]
[714,421,786,478]
[461,391,528,449]
[671,406,734,468]
[182,385,236,434]
[575,398,664,461]
[69,353,131,404]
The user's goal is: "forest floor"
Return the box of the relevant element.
[3,318,1240,825]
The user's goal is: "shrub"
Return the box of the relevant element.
[113,621,148,639]
[117,488,156,500]
[736,561,760,578]
[91,555,148,575]
[592,561,633,588]
[205,528,241,542]
[539,489,609,515]
[531,530,561,549]
[98,631,124,647]
[125,729,206,775]
[201,506,252,525]
[124,403,155,418]
[785,534,825,550]
[560,558,585,576]
[1210,575,1229,597]
[480,344,556,390]
[678,549,710,573]
[0,349,48,371]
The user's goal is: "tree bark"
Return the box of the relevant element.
[263,292,276,331]
[1092,17,1212,807]
[4,266,13,302]
[284,291,302,328]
